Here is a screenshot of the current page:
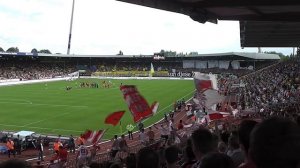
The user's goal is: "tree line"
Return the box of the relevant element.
[0,47,52,54]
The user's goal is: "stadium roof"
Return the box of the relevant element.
[116,0,300,47]
[116,0,300,23]
[185,52,280,60]
[240,21,300,47]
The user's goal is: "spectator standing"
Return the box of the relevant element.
[164,113,168,122]
[58,146,68,165]
[126,124,134,140]
[6,138,15,158]
[169,119,176,144]
[138,122,144,132]
[111,135,119,159]
[53,140,62,154]
[14,134,22,155]
[119,134,129,153]
[37,139,44,161]
[154,124,169,146]
[76,143,89,168]
[68,135,75,153]
[139,128,148,146]
[147,127,155,144]
[177,120,184,130]
[89,144,100,164]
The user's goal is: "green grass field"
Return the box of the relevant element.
[0,79,194,139]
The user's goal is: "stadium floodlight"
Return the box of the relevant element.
[67,0,75,55]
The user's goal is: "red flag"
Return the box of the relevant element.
[82,130,92,140]
[208,112,229,121]
[105,111,125,126]
[82,129,106,145]
[120,85,153,123]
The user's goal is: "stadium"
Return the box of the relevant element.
[0,0,300,168]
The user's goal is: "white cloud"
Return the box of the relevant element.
[0,0,294,55]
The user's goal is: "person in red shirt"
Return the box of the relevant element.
[177,120,184,130]
[58,146,68,165]
[53,140,62,154]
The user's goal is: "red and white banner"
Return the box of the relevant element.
[120,85,153,123]
[82,129,106,145]
[150,101,159,114]
[194,72,215,92]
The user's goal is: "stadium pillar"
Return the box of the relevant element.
[67,0,75,55]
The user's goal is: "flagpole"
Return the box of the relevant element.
[120,120,122,135]
[67,0,75,55]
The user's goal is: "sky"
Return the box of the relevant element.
[0,0,294,55]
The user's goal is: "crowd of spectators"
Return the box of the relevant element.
[0,61,74,80]
[239,60,300,118]
[1,116,299,168]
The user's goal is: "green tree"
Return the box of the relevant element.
[188,52,199,56]
[158,50,177,57]
[6,47,19,53]
[0,47,4,52]
[31,48,38,54]
[165,50,176,57]
[39,49,52,54]
[177,52,186,57]
[264,51,288,60]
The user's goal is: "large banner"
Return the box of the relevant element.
[183,60,195,68]
[208,60,219,68]
[196,61,207,69]
[218,61,230,69]
[120,85,153,123]
[231,61,240,69]
[168,71,194,78]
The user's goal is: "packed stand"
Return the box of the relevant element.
[238,60,300,117]
[0,61,75,80]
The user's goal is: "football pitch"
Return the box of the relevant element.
[0,79,194,139]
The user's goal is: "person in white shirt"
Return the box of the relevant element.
[76,143,88,168]
[154,123,170,145]
[169,119,176,144]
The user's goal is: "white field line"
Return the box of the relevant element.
[0,123,83,133]
[21,112,70,127]
[0,98,32,104]
[0,101,88,108]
